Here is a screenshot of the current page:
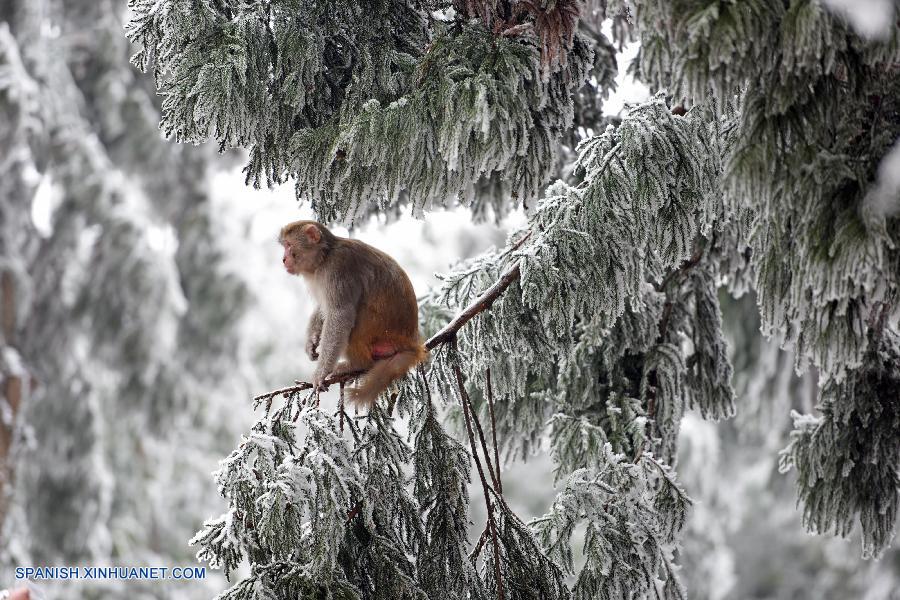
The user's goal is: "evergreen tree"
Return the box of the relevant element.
[128,1,897,598]
[1,0,251,597]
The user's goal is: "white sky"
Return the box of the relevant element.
[821,0,897,39]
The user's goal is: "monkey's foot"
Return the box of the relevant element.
[329,362,367,379]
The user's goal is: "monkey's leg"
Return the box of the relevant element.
[330,339,374,378]
[329,359,371,378]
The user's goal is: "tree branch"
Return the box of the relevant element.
[642,245,705,458]
[653,246,704,295]
[486,368,503,495]
[255,233,705,415]
[252,370,366,405]
[425,264,521,350]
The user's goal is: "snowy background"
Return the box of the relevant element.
[2,3,899,599]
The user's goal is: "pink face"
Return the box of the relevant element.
[282,240,300,275]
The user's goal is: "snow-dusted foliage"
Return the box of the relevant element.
[125,0,899,597]
[779,327,900,560]
[127,0,602,221]
[531,449,690,600]
[193,380,474,599]
[1,0,250,596]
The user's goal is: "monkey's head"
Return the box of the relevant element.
[278,220,334,275]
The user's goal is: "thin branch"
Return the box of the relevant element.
[499,230,533,258]
[338,382,345,433]
[426,264,521,350]
[454,365,505,600]
[653,246,704,295]
[467,379,502,495]
[485,368,503,495]
[469,525,490,563]
[253,370,366,404]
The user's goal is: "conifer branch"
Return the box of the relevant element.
[644,244,705,452]
[425,263,522,350]
[255,232,706,412]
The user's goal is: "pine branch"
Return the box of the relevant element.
[255,230,708,424]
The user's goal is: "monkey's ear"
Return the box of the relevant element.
[302,223,322,244]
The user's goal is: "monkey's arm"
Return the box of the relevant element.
[312,307,356,388]
[306,307,324,361]
[311,269,361,389]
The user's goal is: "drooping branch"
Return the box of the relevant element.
[468,373,503,496]
[643,243,706,456]
[455,364,506,600]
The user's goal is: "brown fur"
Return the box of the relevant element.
[279,220,427,407]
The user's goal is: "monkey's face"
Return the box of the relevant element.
[281,239,306,275]
[280,221,326,275]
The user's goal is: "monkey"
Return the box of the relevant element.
[279,220,427,407]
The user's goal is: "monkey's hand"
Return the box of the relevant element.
[312,364,330,392]
[305,334,320,361]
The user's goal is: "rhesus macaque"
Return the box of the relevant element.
[279,220,427,407]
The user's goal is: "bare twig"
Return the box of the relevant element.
[467,380,502,495]
[454,365,505,600]
[338,382,345,433]
[253,369,366,404]
[485,368,503,495]
[505,230,533,255]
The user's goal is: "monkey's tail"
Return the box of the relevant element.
[349,345,428,408]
